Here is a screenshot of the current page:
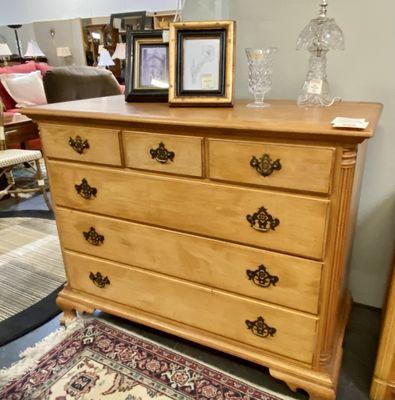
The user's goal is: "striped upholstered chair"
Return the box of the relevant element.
[0,145,51,210]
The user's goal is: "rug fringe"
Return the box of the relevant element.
[0,318,84,388]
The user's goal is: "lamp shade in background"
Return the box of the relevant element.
[24,41,45,57]
[56,46,72,57]
[0,43,12,56]
[97,49,115,67]
[112,43,126,60]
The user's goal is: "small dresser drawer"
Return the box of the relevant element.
[123,131,203,177]
[48,161,329,259]
[65,251,318,364]
[40,124,122,166]
[57,208,322,314]
[208,139,335,194]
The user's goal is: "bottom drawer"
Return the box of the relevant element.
[65,251,318,364]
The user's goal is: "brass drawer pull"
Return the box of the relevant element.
[75,178,97,199]
[250,153,281,177]
[89,272,110,288]
[83,227,104,246]
[69,135,90,154]
[150,142,175,164]
[247,264,279,288]
[246,316,276,338]
[246,206,279,232]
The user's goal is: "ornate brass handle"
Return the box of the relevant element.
[69,135,90,154]
[245,316,276,338]
[246,265,279,288]
[75,178,97,199]
[150,142,175,164]
[250,153,281,177]
[83,227,104,246]
[89,272,110,288]
[246,207,279,232]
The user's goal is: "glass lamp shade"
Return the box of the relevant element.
[56,46,72,57]
[296,17,344,53]
[296,1,345,107]
[24,41,46,58]
[98,49,115,67]
[0,43,12,56]
[112,43,126,60]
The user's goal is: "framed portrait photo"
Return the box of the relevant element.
[169,21,235,107]
[125,30,169,102]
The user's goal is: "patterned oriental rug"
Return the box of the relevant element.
[0,318,291,400]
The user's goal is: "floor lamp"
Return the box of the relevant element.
[7,25,22,62]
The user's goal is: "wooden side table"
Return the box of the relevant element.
[3,114,40,150]
[371,249,395,399]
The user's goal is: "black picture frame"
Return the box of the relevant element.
[176,29,227,97]
[110,11,147,31]
[125,30,169,103]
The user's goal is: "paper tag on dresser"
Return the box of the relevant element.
[331,117,369,129]
[307,79,323,94]
[37,179,45,187]
[0,127,4,141]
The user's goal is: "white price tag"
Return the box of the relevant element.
[307,79,323,95]
[162,30,170,43]
[331,117,369,129]
[0,127,5,141]
[38,179,45,187]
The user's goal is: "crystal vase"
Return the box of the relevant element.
[245,48,277,108]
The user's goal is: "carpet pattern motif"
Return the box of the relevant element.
[0,319,285,400]
[0,217,65,321]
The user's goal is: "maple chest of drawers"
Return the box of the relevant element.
[24,96,382,400]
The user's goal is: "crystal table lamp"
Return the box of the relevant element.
[296,0,344,107]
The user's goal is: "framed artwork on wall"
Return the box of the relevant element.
[125,30,169,102]
[169,21,236,107]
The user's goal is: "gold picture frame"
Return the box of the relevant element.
[169,21,236,107]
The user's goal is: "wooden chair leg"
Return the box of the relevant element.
[34,159,52,211]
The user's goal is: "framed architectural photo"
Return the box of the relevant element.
[125,30,169,102]
[169,21,235,107]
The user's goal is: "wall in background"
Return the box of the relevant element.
[183,0,395,308]
[33,19,86,66]
[0,0,178,25]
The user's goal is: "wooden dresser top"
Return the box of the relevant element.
[23,95,382,141]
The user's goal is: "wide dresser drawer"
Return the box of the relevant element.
[48,161,330,259]
[123,131,203,177]
[208,139,335,194]
[65,250,318,364]
[56,208,323,314]
[40,124,122,166]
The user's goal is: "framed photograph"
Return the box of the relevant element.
[125,30,169,102]
[152,11,177,30]
[110,12,150,32]
[169,21,235,107]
